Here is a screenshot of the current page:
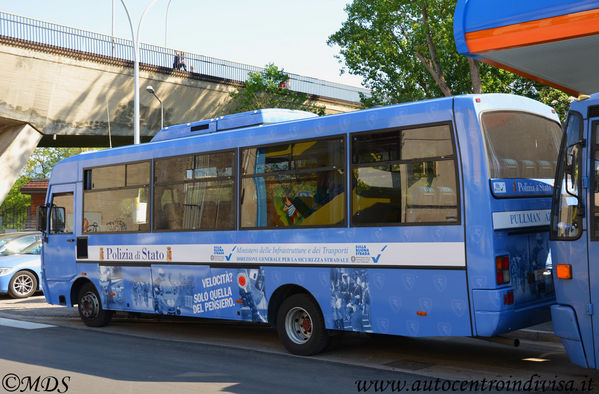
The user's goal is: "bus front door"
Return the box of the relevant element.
[587,119,599,369]
[551,112,595,368]
[43,184,77,293]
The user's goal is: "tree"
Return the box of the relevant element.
[22,148,88,179]
[0,148,91,212]
[226,64,326,116]
[328,0,570,117]
[1,176,32,214]
[328,0,474,103]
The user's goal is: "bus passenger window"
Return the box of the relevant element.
[240,137,346,228]
[82,162,151,233]
[154,151,235,231]
[351,124,458,226]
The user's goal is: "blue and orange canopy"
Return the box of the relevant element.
[454,0,599,95]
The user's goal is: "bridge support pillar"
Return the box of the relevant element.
[0,122,42,205]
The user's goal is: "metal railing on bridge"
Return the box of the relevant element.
[0,11,369,103]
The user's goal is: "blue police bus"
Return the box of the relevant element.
[453,0,599,369]
[39,94,560,355]
[551,93,599,369]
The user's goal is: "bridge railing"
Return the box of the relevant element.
[0,11,369,103]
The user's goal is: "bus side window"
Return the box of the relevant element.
[240,137,346,228]
[351,124,458,226]
[154,151,236,231]
[83,162,151,233]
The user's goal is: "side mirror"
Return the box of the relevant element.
[37,205,48,232]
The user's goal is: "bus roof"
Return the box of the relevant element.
[151,108,318,142]
[454,0,599,96]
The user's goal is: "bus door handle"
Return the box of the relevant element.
[66,238,75,243]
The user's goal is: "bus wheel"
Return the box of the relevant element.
[8,271,37,298]
[77,283,113,327]
[276,293,329,355]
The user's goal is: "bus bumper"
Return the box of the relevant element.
[44,280,72,306]
[551,304,589,368]
[472,289,553,336]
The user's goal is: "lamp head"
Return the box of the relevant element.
[146,85,155,94]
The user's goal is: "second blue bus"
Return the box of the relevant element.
[39,94,560,355]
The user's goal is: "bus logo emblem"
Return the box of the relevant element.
[493,182,506,193]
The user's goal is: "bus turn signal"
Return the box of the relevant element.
[556,264,572,279]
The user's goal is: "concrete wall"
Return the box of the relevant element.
[0,41,361,206]
[0,42,360,147]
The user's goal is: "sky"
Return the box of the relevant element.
[0,0,364,88]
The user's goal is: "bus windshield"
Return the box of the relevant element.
[481,111,561,179]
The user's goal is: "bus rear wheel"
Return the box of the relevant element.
[276,293,329,355]
[77,283,113,327]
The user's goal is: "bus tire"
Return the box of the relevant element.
[77,283,113,327]
[8,270,37,298]
[276,293,329,356]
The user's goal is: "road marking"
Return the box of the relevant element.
[0,318,55,330]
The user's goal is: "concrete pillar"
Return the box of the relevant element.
[0,122,42,205]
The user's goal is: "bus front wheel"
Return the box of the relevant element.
[77,283,113,327]
[276,293,329,355]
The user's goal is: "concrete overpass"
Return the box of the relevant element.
[0,11,368,205]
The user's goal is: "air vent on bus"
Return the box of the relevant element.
[190,124,210,132]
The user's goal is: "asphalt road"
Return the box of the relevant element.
[1,295,598,393]
[0,322,439,394]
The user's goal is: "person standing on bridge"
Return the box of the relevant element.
[173,50,180,70]
[179,52,187,71]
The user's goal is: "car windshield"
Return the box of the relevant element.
[0,233,24,248]
[21,241,42,255]
[0,234,41,256]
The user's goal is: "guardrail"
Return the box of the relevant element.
[0,11,369,103]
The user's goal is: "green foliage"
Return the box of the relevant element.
[1,147,92,212]
[226,64,326,116]
[2,176,32,213]
[328,0,465,103]
[328,0,571,115]
[22,148,88,179]
[537,86,571,122]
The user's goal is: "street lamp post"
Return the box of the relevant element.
[120,0,159,145]
[111,0,115,56]
[165,0,173,48]
[146,85,164,130]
